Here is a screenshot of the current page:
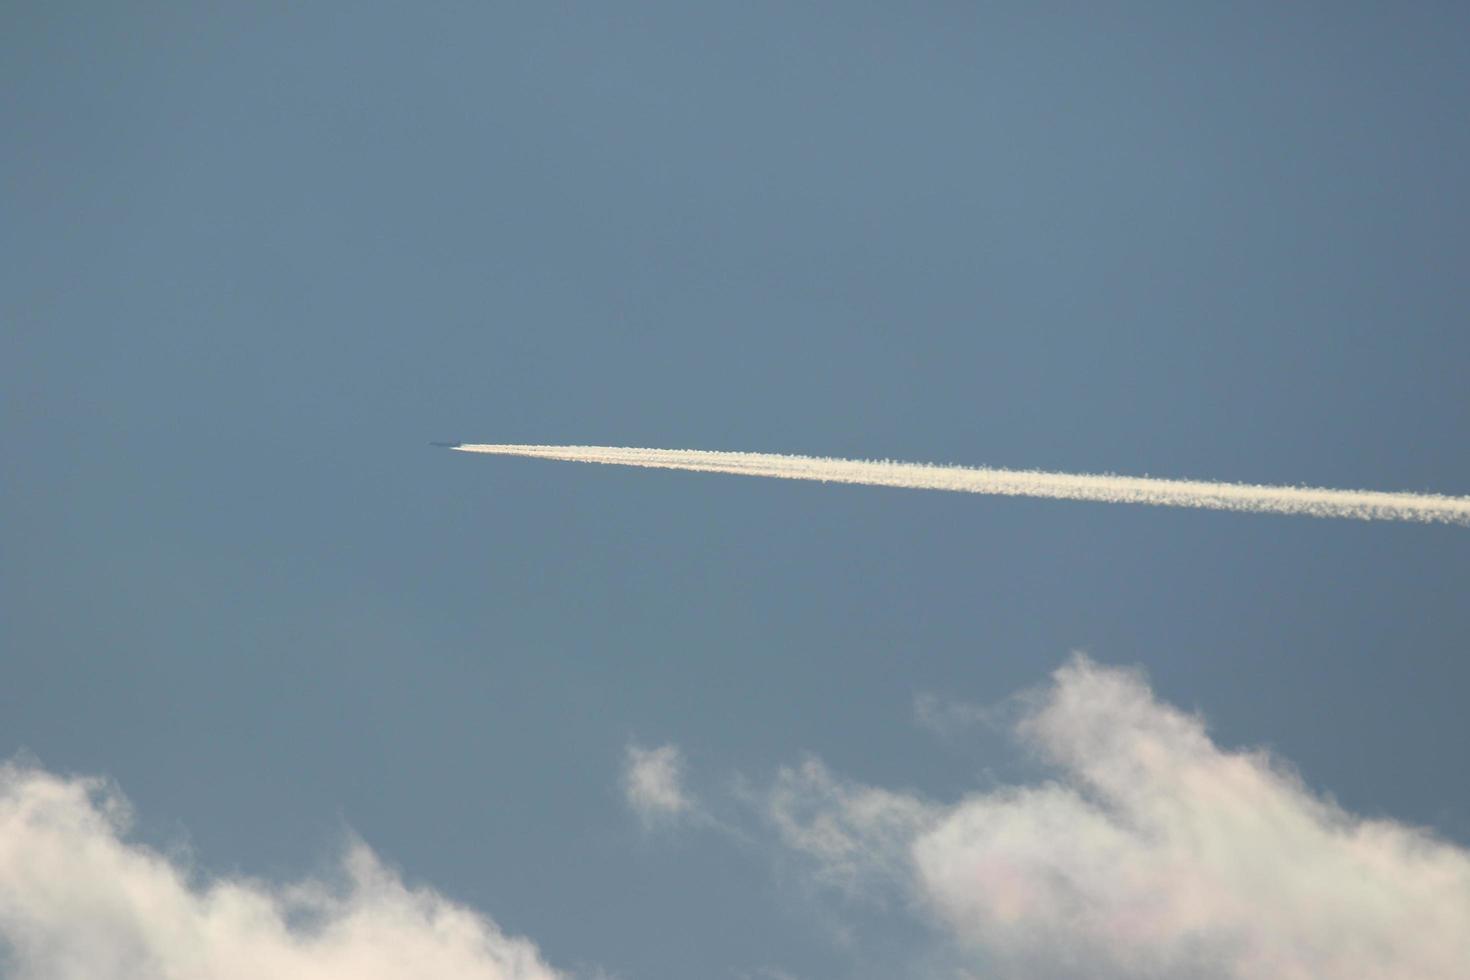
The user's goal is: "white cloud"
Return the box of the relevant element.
[764,758,931,899]
[762,655,1470,979]
[0,762,564,980]
[622,743,693,826]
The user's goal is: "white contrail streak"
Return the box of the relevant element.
[448,444,1470,525]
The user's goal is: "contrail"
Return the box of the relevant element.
[442,443,1470,525]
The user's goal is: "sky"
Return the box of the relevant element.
[3,3,1469,978]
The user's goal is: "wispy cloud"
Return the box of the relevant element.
[913,692,1002,738]
[763,759,931,900]
[0,763,565,980]
[449,444,1470,525]
[755,656,1470,979]
[622,743,694,827]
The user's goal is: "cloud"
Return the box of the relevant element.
[450,443,1470,525]
[764,758,931,899]
[761,655,1470,979]
[0,762,564,980]
[912,691,999,738]
[622,743,693,826]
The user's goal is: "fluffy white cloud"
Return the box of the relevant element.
[0,763,564,980]
[622,743,693,826]
[764,655,1470,980]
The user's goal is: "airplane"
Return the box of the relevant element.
[429,441,463,448]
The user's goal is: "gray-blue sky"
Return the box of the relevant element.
[3,4,1468,977]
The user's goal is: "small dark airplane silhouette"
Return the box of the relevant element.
[429,441,463,448]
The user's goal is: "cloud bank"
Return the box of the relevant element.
[450,444,1470,525]
[0,763,563,980]
[761,656,1470,979]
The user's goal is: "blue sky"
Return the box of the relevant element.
[4,4,1469,978]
